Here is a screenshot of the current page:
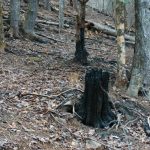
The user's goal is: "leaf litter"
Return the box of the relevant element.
[0,0,150,150]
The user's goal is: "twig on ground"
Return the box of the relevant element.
[85,137,116,150]
[36,32,65,43]
[50,113,115,149]
[50,113,77,139]
[55,97,68,109]
[123,117,139,128]
[125,106,146,117]
[19,88,83,99]
[37,19,69,28]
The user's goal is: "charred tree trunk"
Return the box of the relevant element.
[76,69,116,128]
[74,0,89,65]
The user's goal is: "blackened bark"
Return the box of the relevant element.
[74,0,88,65]
[75,69,116,128]
[69,0,73,6]
[75,27,88,65]
[23,0,28,3]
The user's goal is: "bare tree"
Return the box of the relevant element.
[127,0,150,99]
[23,0,38,37]
[114,0,128,89]
[74,0,89,65]
[59,0,64,28]
[10,0,20,37]
[0,0,4,50]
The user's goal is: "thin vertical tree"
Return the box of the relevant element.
[59,0,64,29]
[0,0,4,50]
[74,0,89,65]
[10,0,20,38]
[127,0,150,99]
[115,0,128,89]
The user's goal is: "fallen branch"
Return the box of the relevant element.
[123,117,139,128]
[36,32,65,43]
[86,20,135,43]
[55,97,69,109]
[23,32,48,43]
[19,88,83,99]
[36,19,70,28]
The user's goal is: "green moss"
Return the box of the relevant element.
[27,56,43,62]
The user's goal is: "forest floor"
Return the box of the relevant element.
[1,1,150,150]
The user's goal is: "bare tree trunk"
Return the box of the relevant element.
[59,0,64,29]
[0,0,4,50]
[23,0,38,36]
[10,0,20,37]
[114,0,128,89]
[127,0,150,99]
[74,0,89,65]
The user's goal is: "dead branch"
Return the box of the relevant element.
[36,19,69,28]
[19,88,83,99]
[86,20,135,43]
[36,32,65,43]
[123,117,139,128]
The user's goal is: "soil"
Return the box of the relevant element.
[0,1,150,150]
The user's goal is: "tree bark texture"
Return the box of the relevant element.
[59,0,64,28]
[10,0,20,37]
[127,0,150,98]
[74,0,89,65]
[23,0,38,35]
[75,69,116,128]
[0,0,4,50]
[115,0,128,89]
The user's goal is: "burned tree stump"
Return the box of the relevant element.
[75,69,116,128]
